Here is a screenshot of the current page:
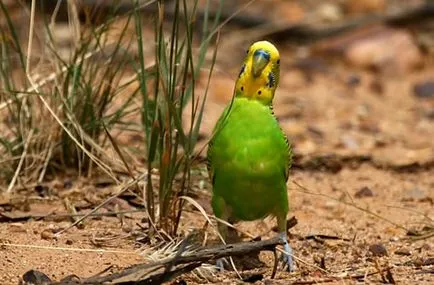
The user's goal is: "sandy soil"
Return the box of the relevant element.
[1,164,433,284]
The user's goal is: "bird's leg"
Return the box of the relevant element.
[213,196,231,271]
[277,213,295,272]
[216,218,229,271]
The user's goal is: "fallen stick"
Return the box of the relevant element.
[22,235,285,284]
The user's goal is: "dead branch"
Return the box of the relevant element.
[21,235,285,284]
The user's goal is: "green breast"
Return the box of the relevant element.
[209,98,290,221]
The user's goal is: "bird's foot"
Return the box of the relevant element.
[279,231,295,272]
[216,258,228,272]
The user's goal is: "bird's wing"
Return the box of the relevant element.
[206,139,215,185]
[270,105,292,182]
[207,104,232,185]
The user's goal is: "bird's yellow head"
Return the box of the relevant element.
[234,41,280,105]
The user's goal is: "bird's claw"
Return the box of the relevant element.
[216,258,228,272]
[279,232,295,272]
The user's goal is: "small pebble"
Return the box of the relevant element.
[34,185,49,197]
[355,186,374,198]
[63,179,73,189]
[341,135,359,150]
[369,243,388,257]
[413,80,434,98]
[424,108,434,119]
[406,187,426,200]
[41,230,55,240]
[370,79,384,95]
[394,248,411,256]
[346,74,361,87]
[389,236,399,242]
[9,223,27,233]
[324,200,338,210]
[423,257,434,266]
[421,243,431,251]
[122,224,133,233]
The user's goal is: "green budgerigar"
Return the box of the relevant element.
[207,41,294,271]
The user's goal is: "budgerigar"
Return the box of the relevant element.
[207,41,294,271]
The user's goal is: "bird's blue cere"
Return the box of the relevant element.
[253,50,270,61]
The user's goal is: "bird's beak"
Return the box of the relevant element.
[252,50,270,77]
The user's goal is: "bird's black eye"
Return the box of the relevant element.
[277,59,280,64]
[246,49,249,54]
[258,90,262,95]
[241,86,244,91]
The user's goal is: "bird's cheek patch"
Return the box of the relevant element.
[238,64,246,78]
[268,72,275,88]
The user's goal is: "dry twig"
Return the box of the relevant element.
[21,235,285,284]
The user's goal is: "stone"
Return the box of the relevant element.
[394,248,411,256]
[413,80,434,98]
[344,27,422,74]
[355,186,374,198]
[369,243,388,256]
